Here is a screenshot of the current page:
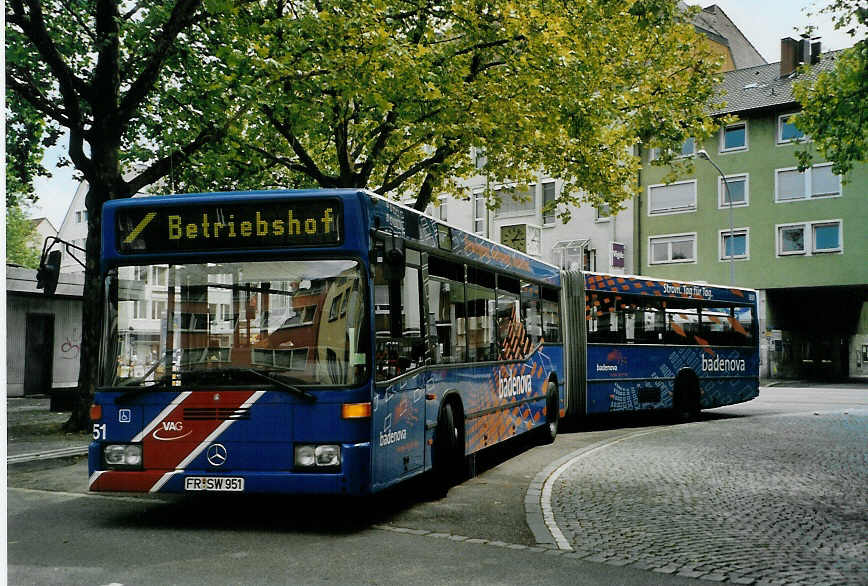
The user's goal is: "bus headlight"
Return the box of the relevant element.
[294,444,341,469]
[103,444,143,469]
[315,445,340,467]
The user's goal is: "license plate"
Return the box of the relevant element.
[184,476,244,492]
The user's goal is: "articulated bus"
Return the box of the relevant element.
[84,189,757,495]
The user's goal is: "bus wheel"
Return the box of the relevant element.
[539,382,559,444]
[672,370,700,423]
[433,401,465,490]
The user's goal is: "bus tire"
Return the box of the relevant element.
[433,401,465,491]
[539,381,559,444]
[672,369,700,423]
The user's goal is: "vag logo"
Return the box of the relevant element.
[152,420,193,441]
[498,374,532,399]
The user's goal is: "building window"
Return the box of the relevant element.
[437,196,448,222]
[777,220,842,256]
[720,122,747,152]
[473,190,486,235]
[813,222,842,253]
[494,184,535,216]
[474,148,487,170]
[134,300,149,319]
[152,265,168,287]
[649,233,696,264]
[778,113,805,144]
[648,180,696,215]
[718,174,748,208]
[151,300,167,319]
[649,137,694,161]
[595,203,612,222]
[541,182,556,225]
[775,164,840,201]
[720,228,749,260]
[680,137,695,157]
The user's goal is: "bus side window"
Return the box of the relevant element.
[637,299,665,344]
[496,274,521,360]
[521,282,542,348]
[541,286,561,343]
[426,257,466,364]
[375,260,425,381]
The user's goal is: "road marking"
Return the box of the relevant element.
[532,426,678,551]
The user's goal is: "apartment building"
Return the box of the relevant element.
[638,40,867,380]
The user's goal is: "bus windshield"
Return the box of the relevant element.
[101,259,368,389]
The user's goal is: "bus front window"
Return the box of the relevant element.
[101,260,369,389]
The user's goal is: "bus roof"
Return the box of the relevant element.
[583,271,758,305]
[101,189,561,285]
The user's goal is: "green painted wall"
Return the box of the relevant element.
[636,108,867,290]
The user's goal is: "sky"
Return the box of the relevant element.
[27,0,862,229]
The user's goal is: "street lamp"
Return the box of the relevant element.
[696,149,735,286]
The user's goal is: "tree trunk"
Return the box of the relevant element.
[64,184,108,432]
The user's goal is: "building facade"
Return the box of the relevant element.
[6,266,84,397]
[637,41,868,381]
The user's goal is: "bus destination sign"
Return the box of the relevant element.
[116,199,342,253]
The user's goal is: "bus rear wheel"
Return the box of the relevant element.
[672,370,700,423]
[539,382,559,444]
[433,401,465,491]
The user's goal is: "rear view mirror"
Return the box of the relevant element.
[36,249,62,295]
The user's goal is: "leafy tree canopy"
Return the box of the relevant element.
[792,0,868,176]
[5,91,59,206]
[207,0,722,220]
[6,0,243,430]
[6,201,43,268]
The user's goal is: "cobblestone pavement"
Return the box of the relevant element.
[549,410,868,585]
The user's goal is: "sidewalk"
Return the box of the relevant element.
[5,395,91,465]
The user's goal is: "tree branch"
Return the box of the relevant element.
[116,0,204,127]
[11,0,92,176]
[379,143,455,194]
[262,105,337,187]
[124,124,225,195]
[357,109,398,185]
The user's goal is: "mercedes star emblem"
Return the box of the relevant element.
[206,443,227,467]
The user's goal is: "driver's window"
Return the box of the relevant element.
[375,251,426,381]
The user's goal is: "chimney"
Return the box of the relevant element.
[780,37,800,76]
[811,40,822,64]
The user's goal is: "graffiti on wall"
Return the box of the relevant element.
[61,328,81,359]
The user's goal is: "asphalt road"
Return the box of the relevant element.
[7,383,867,585]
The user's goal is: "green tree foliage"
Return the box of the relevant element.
[792,0,867,176]
[5,202,42,268]
[4,91,58,206]
[217,0,722,218]
[6,0,240,429]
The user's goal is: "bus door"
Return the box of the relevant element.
[371,246,428,488]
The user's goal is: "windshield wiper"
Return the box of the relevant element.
[243,368,317,402]
[180,367,317,402]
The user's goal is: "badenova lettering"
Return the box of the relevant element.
[596,364,618,372]
[702,355,746,372]
[167,208,335,241]
[379,428,408,446]
[498,374,533,399]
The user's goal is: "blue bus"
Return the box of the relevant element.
[560,272,759,421]
[88,189,564,494]
[85,189,758,495]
